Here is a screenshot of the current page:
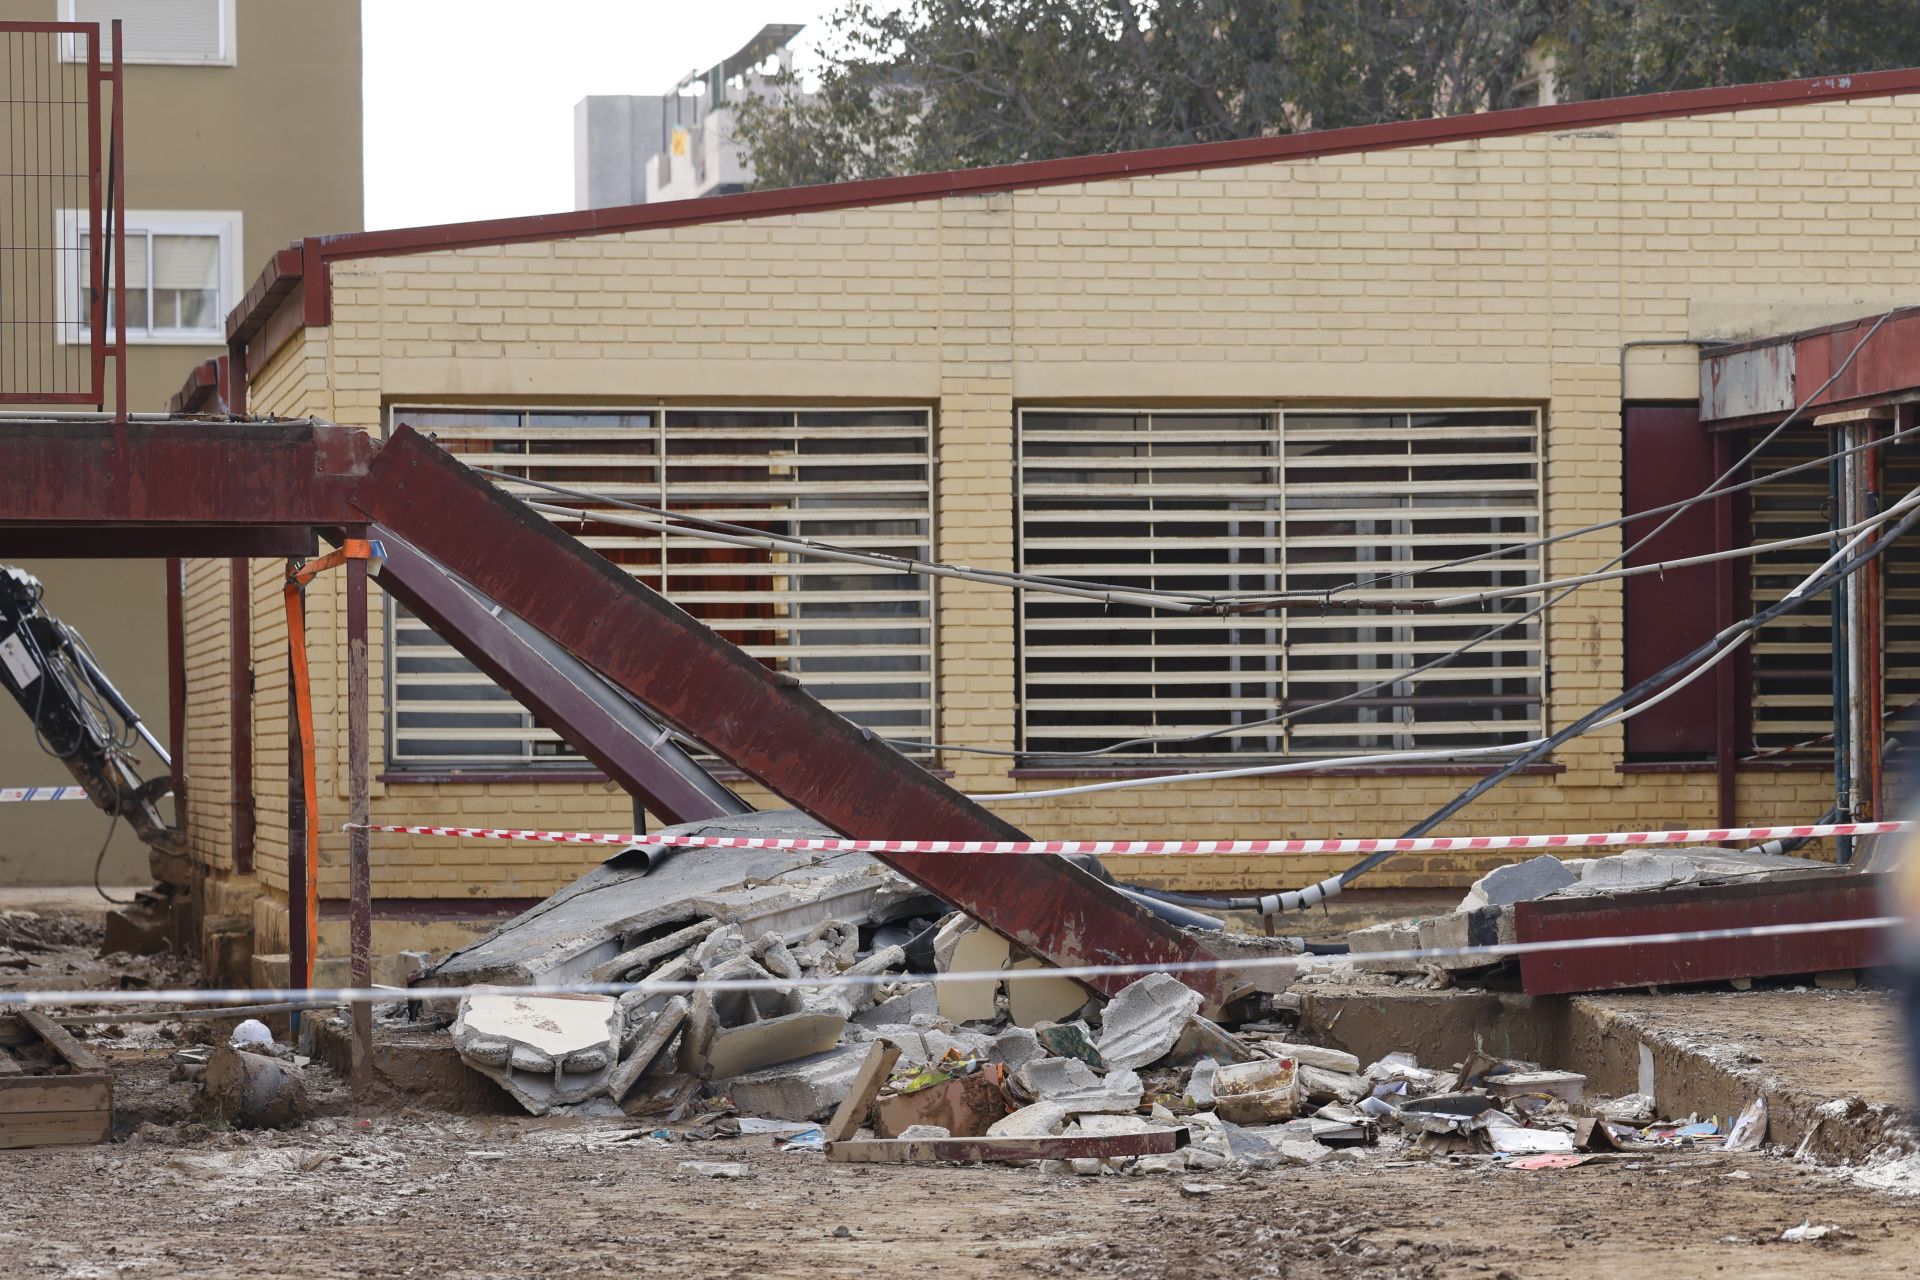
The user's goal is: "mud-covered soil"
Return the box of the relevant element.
[0,1105,1915,1279]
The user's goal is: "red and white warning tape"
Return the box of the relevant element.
[0,785,88,803]
[345,818,1917,857]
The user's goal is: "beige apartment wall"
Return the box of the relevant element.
[194,93,1920,929]
[0,0,360,885]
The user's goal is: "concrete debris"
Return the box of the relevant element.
[1034,1020,1104,1068]
[872,1062,1010,1138]
[723,1046,868,1121]
[1094,973,1205,1071]
[452,993,624,1115]
[988,1026,1045,1073]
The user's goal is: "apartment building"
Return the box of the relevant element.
[0,0,361,884]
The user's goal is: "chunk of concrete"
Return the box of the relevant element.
[989,1026,1045,1073]
[1254,1042,1360,1074]
[1345,920,1423,974]
[607,996,689,1103]
[725,1045,869,1122]
[937,923,1010,1023]
[1005,957,1088,1027]
[707,1010,848,1080]
[853,983,938,1028]
[1095,973,1204,1072]
[1458,854,1576,912]
[452,992,623,1115]
[988,1102,1069,1138]
[1013,1057,1144,1114]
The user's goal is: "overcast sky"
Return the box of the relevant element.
[362,0,845,230]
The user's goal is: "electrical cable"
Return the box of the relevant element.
[92,810,129,905]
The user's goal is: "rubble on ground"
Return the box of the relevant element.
[1347,846,1841,975]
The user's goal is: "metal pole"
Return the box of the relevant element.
[346,548,371,1086]
[1832,434,1853,862]
[1713,429,1737,830]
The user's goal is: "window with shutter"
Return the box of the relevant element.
[1016,408,1544,759]
[385,406,934,769]
[61,0,234,66]
[60,210,238,343]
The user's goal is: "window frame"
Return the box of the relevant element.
[59,0,237,67]
[1013,404,1548,763]
[54,208,241,346]
[380,402,940,773]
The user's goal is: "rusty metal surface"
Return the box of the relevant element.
[346,552,372,1085]
[369,527,748,825]
[352,426,1239,1006]
[1514,872,1887,995]
[0,419,371,527]
[0,526,318,558]
[1700,342,1795,424]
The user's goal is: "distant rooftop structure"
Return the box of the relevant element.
[573,23,806,210]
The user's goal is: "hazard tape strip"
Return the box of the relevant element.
[0,915,1900,1009]
[0,786,88,803]
[345,819,1918,858]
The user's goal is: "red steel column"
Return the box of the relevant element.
[346,547,371,1086]
[1712,431,1737,829]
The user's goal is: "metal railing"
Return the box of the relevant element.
[0,19,124,415]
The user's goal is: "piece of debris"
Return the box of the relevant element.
[204,1043,308,1129]
[452,992,623,1115]
[1781,1220,1838,1243]
[1727,1097,1768,1152]
[826,1127,1190,1165]
[679,1160,752,1179]
[1180,1182,1229,1197]
[1212,1057,1301,1125]
[1095,973,1204,1071]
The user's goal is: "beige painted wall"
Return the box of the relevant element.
[0,0,361,885]
[193,92,1920,944]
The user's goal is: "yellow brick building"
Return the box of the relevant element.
[183,71,1920,958]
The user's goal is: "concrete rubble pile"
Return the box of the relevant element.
[1345,846,1839,977]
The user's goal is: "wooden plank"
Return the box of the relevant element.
[0,1109,112,1149]
[19,1010,107,1074]
[822,1042,901,1144]
[0,1077,111,1114]
[826,1127,1189,1165]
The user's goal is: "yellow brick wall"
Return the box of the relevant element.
[188,94,1920,906]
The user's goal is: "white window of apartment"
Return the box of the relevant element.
[385,406,935,770]
[1017,408,1545,760]
[56,210,240,345]
[60,0,236,66]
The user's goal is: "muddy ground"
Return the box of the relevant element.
[4,904,1920,1279]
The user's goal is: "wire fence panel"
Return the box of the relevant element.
[0,22,104,405]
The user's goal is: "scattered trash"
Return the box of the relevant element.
[1726,1097,1768,1152]
[679,1160,752,1179]
[1180,1182,1229,1196]
[1507,1153,1593,1171]
[1780,1220,1838,1243]
[229,1019,275,1049]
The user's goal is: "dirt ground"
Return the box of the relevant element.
[5,902,1920,1279]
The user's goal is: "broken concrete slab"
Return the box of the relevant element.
[452,992,624,1115]
[706,1011,847,1081]
[589,919,720,984]
[1096,973,1204,1071]
[989,1026,1044,1073]
[724,1045,869,1122]
[1459,854,1577,911]
[1251,1041,1360,1074]
[418,811,939,993]
[852,983,938,1028]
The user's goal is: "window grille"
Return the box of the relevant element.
[64,0,233,65]
[1748,433,1920,752]
[1016,408,1544,759]
[385,407,933,768]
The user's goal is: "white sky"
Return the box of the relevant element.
[361,0,845,230]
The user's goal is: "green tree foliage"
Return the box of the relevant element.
[732,0,1920,190]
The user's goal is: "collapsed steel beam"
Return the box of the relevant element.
[369,527,749,825]
[353,426,1241,1006]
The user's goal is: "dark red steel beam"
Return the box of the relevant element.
[0,419,371,526]
[369,527,748,825]
[1514,872,1887,994]
[352,426,1241,1006]
[0,526,318,558]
